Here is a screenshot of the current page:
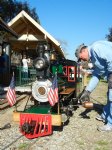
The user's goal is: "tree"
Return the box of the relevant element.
[0,0,40,24]
[57,39,69,58]
[106,27,112,42]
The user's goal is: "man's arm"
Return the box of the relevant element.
[79,75,100,103]
[85,75,100,92]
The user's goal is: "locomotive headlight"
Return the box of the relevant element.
[36,59,44,68]
[34,57,45,70]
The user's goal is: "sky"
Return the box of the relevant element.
[21,0,112,61]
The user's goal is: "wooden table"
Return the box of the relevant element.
[59,88,75,95]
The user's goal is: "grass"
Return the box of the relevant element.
[18,143,29,150]
[95,148,109,150]
[94,140,109,150]
[96,140,108,146]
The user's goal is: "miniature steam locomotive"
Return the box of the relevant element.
[13,43,78,139]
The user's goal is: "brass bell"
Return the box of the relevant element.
[50,53,56,61]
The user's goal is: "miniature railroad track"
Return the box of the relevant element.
[1,135,23,150]
[0,94,28,110]
[1,133,40,150]
[0,93,39,150]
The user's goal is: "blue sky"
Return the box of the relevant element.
[21,0,112,61]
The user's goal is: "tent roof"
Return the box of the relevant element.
[8,10,65,58]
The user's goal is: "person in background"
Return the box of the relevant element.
[75,41,112,132]
[22,55,30,78]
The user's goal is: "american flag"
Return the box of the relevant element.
[6,75,16,106]
[48,74,58,106]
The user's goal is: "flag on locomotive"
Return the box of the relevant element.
[6,74,16,106]
[48,74,58,106]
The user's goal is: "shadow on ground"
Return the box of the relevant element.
[79,103,103,119]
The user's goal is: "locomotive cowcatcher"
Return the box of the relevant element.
[13,42,78,139]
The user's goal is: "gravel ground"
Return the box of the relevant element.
[0,81,112,150]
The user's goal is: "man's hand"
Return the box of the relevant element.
[79,90,90,103]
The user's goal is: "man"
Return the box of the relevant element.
[75,40,112,132]
[22,55,30,78]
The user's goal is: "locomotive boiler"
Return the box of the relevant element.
[13,43,78,139]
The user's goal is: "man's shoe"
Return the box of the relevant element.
[95,115,105,123]
[97,124,112,132]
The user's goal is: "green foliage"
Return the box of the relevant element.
[0,0,40,23]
